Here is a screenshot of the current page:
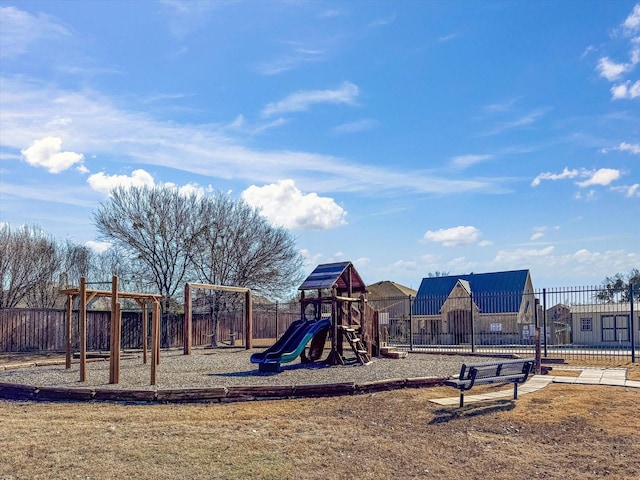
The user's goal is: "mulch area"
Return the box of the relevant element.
[0,348,491,402]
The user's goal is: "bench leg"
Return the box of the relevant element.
[514,382,518,400]
[459,391,464,408]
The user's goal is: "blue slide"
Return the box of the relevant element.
[250,318,331,372]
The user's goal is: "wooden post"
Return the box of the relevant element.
[151,300,160,385]
[65,294,72,369]
[155,304,161,365]
[79,277,87,382]
[109,275,119,384]
[245,289,252,349]
[142,303,148,364]
[114,302,122,383]
[184,283,192,355]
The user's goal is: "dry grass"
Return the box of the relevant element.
[0,383,638,479]
[1,352,639,479]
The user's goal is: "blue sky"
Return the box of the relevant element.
[1,0,639,290]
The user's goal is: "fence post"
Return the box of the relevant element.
[534,291,541,375]
[470,291,475,353]
[275,301,279,339]
[409,295,413,352]
[543,288,548,358]
[630,283,636,363]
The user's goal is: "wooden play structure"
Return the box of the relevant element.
[183,282,252,355]
[59,276,163,385]
[298,261,379,366]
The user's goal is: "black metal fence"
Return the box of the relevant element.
[1,285,637,364]
[371,285,638,364]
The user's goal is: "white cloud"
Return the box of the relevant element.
[353,257,371,270]
[533,167,622,189]
[493,246,555,266]
[575,189,597,201]
[0,77,505,199]
[450,154,493,169]
[85,240,111,253]
[550,248,640,280]
[605,141,640,154]
[163,181,213,199]
[483,108,551,136]
[256,46,326,76]
[611,80,640,99]
[87,169,155,195]
[261,81,359,117]
[576,168,621,187]
[612,183,640,198]
[597,56,634,81]
[531,167,579,187]
[617,141,640,153]
[331,119,379,135]
[159,0,215,41]
[623,4,640,34]
[437,32,459,43]
[21,137,84,173]
[241,179,347,230]
[422,226,481,247]
[0,6,70,59]
[530,232,545,241]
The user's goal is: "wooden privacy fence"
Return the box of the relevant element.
[0,303,302,353]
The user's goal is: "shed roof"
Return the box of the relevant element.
[413,269,531,315]
[298,261,367,294]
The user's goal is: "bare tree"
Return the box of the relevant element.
[596,268,640,303]
[193,192,304,297]
[0,224,61,308]
[92,185,206,311]
[190,192,304,346]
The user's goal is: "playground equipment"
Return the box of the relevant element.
[59,276,163,385]
[183,283,252,355]
[250,261,379,372]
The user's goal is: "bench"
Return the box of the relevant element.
[444,358,535,407]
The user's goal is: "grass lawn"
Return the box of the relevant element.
[0,352,638,479]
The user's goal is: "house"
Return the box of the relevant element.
[546,303,572,345]
[366,281,417,342]
[570,302,640,346]
[412,270,536,345]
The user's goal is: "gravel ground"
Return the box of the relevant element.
[0,348,489,391]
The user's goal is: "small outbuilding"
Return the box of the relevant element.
[412,270,536,345]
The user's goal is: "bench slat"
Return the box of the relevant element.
[445,358,535,407]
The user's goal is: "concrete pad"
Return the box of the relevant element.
[551,377,577,384]
[600,379,627,386]
[625,380,640,388]
[429,397,459,405]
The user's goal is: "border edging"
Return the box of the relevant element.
[0,376,448,404]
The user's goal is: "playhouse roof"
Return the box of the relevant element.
[413,269,531,315]
[298,261,367,294]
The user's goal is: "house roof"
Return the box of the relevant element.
[413,269,531,315]
[367,280,417,298]
[298,261,367,294]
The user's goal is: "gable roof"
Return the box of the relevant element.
[298,261,367,294]
[413,269,531,315]
[367,280,417,298]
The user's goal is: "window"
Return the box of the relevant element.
[580,317,592,332]
[602,315,629,342]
